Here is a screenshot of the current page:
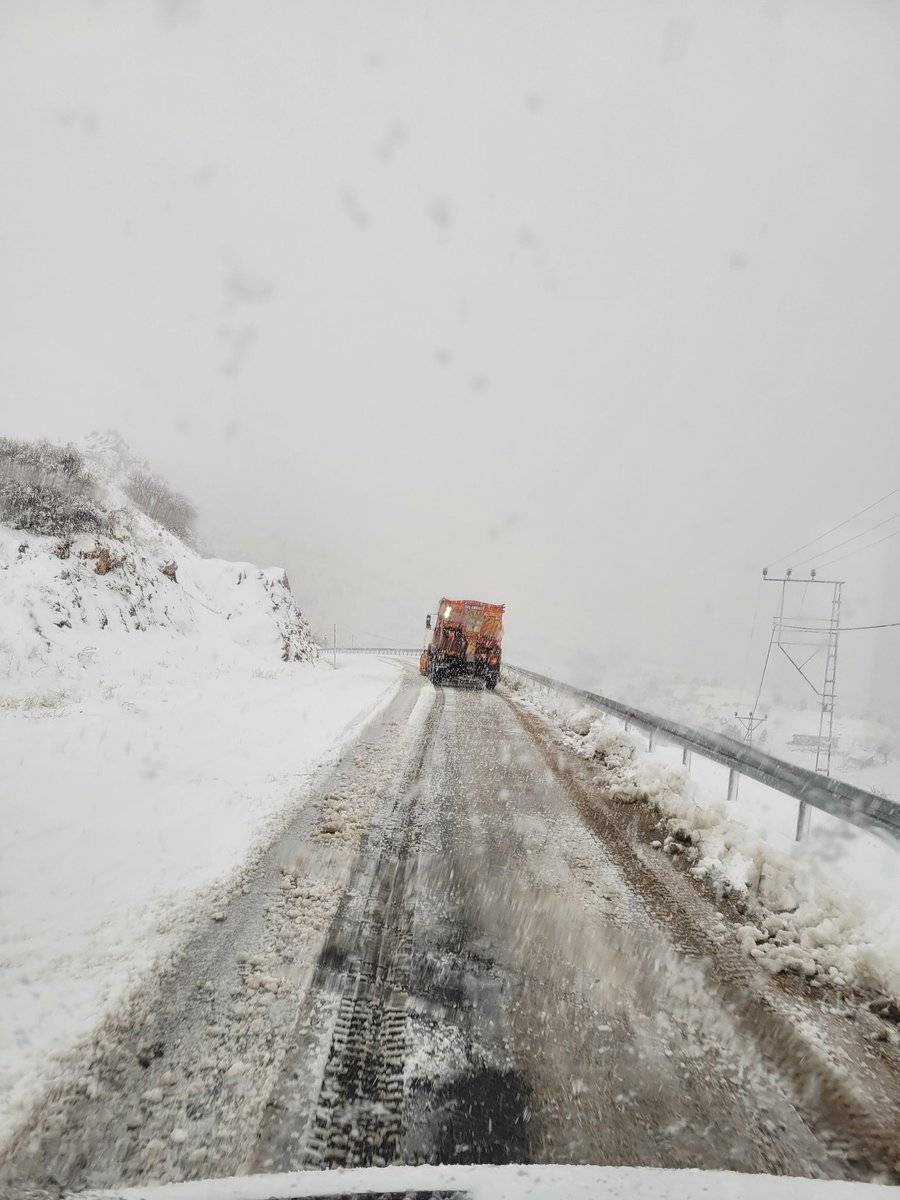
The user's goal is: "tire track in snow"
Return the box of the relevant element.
[253,685,442,1170]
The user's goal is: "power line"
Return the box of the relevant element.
[773,484,899,565]
[751,626,775,716]
[815,527,900,571]
[739,575,765,711]
[792,512,898,568]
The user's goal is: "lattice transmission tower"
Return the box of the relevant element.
[760,568,844,837]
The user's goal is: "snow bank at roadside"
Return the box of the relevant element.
[0,437,402,1141]
[507,676,900,1005]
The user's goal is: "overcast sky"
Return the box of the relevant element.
[2,0,899,716]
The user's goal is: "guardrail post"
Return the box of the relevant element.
[727,768,739,805]
[682,746,691,771]
[648,728,655,752]
[795,800,811,841]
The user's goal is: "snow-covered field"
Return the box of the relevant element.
[0,445,402,1143]
[507,673,900,1004]
[615,676,900,805]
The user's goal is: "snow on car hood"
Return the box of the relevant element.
[79,1163,897,1199]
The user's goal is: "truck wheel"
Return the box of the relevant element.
[485,675,498,690]
[431,668,443,688]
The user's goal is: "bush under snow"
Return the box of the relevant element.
[123,469,197,543]
[0,437,110,537]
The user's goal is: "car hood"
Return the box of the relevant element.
[78,1162,895,1199]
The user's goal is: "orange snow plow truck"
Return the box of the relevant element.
[419,598,504,689]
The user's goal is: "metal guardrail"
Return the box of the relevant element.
[323,648,899,844]
[504,664,900,845]
[327,647,419,655]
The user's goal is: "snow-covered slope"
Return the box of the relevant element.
[0,438,401,1143]
[0,518,316,681]
[0,451,316,688]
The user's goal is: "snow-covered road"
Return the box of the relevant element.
[2,665,899,1196]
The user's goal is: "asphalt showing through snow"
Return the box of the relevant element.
[2,665,898,1196]
[254,673,895,1178]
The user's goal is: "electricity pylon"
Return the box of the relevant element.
[762,568,844,838]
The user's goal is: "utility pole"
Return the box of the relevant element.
[728,711,766,803]
[734,711,766,744]
[761,568,844,840]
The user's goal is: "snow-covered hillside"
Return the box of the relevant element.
[0,437,402,1142]
[646,680,900,806]
[0,432,316,684]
